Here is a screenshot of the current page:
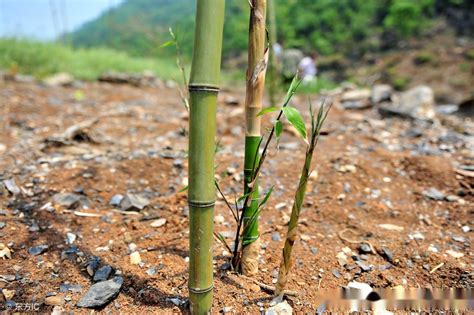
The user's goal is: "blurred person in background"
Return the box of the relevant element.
[298,51,318,84]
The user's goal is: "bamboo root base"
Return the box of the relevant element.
[241,238,260,276]
[240,275,298,296]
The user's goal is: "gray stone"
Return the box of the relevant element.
[332,269,341,278]
[0,222,5,229]
[146,267,157,276]
[379,85,435,120]
[371,84,393,104]
[359,243,372,254]
[355,261,372,272]
[3,179,20,195]
[120,193,149,211]
[452,235,466,243]
[281,49,303,79]
[436,104,459,115]
[380,247,394,263]
[53,193,89,209]
[28,245,49,256]
[422,188,445,201]
[59,283,83,293]
[86,257,101,277]
[271,232,281,242]
[77,277,123,308]
[109,194,123,207]
[341,89,371,109]
[93,265,112,282]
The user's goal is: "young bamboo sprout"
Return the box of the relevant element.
[241,0,268,275]
[187,0,225,313]
[231,75,302,271]
[275,101,331,297]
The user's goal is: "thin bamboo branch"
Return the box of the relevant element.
[215,181,239,223]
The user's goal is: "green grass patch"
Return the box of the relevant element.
[0,38,180,81]
[296,76,338,94]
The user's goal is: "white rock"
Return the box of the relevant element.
[371,84,393,104]
[128,243,138,253]
[0,243,12,259]
[150,218,166,228]
[66,232,76,244]
[266,300,293,315]
[410,232,425,241]
[43,73,74,86]
[130,251,141,265]
[214,215,225,224]
[275,202,287,211]
[378,224,404,231]
[397,85,435,119]
[347,281,373,299]
[446,250,464,258]
[341,89,371,102]
[461,225,470,233]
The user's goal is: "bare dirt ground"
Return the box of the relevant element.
[0,79,472,313]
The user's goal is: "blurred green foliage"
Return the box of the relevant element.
[0,38,180,80]
[69,0,440,59]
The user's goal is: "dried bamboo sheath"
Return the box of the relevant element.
[241,0,268,275]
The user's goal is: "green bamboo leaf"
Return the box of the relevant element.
[168,27,176,40]
[275,120,283,139]
[257,106,279,116]
[159,40,175,48]
[179,185,188,193]
[282,106,307,141]
[258,186,274,208]
[237,192,252,203]
[283,74,302,106]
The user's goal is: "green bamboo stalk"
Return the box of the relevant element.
[188,0,225,313]
[241,0,268,276]
[275,103,331,297]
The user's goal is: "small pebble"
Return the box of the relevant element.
[66,233,76,244]
[28,245,49,256]
[271,232,281,242]
[130,252,141,265]
[150,218,166,228]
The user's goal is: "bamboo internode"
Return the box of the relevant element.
[188,0,225,313]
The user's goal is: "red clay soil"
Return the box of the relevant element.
[0,79,472,313]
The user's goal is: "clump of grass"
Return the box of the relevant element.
[464,48,474,61]
[392,76,410,90]
[413,52,434,65]
[0,38,180,81]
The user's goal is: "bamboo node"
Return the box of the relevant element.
[188,200,216,208]
[188,285,214,294]
[188,84,220,93]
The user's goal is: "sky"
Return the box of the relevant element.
[0,0,124,40]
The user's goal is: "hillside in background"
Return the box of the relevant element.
[70,0,473,59]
